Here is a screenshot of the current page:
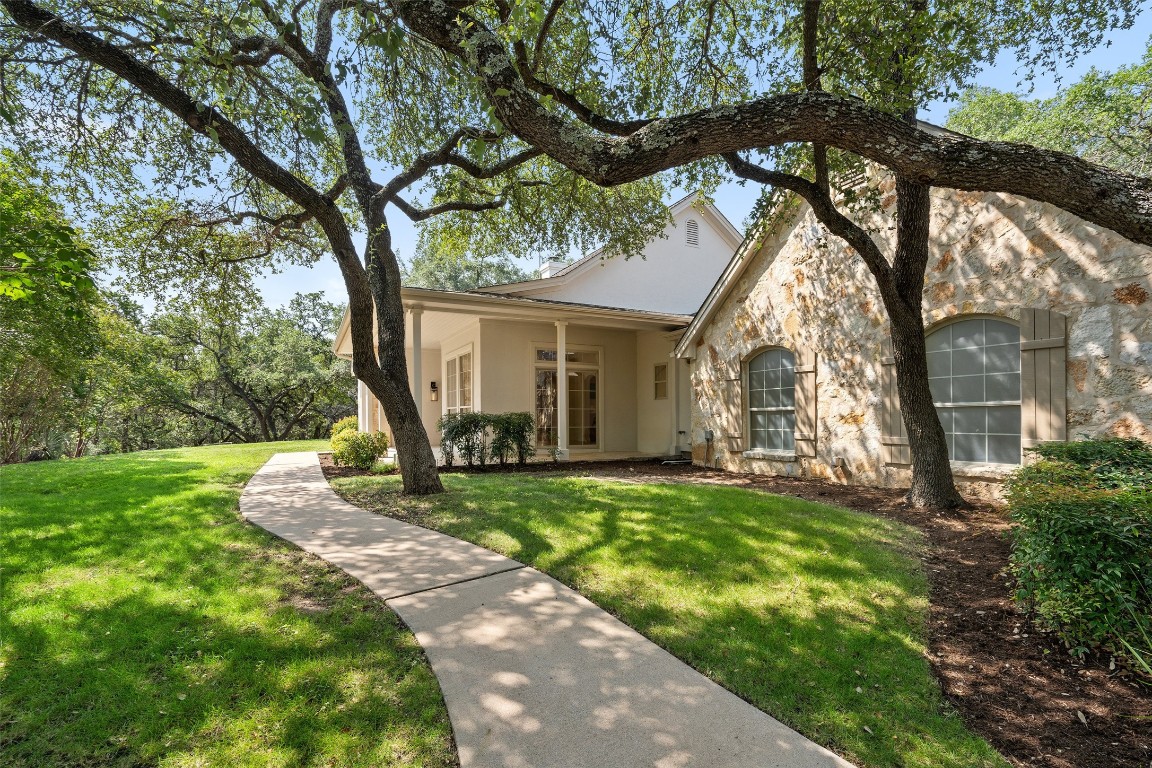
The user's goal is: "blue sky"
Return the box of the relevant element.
[257,20,1152,308]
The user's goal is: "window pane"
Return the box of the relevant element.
[566,350,598,365]
[986,405,1021,435]
[779,386,796,408]
[985,319,1018,346]
[954,432,986,462]
[952,320,985,349]
[988,434,1021,464]
[954,407,986,435]
[952,374,985,403]
[927,350,951,378]
[537,349,557,362]
[952,346,984,376]
[986,372,1020,402]
[984,343,1020,374]
[929,377,951,402]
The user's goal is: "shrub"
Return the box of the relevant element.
[438,411,534,468]
[489,412,534,465]
[331,430,389,470]
[438,412,489,468]
[330,416,358,439]
[1006,439,1152,678]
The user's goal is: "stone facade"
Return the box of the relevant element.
[688,181,1152,497]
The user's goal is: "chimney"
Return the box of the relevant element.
[538,257,567,279]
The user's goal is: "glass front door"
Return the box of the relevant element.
[534,367,599,448]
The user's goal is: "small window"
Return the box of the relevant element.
[445,351,473,414]
[685,219,699,247]
[654,363,668,400]
[536,347,598,365]
[747,348,796,452]
[927,317,1021,464]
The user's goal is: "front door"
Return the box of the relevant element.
[534,365,599,448]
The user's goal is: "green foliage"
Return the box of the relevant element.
[947,42,1152,175]
[438,412,534,468]
[330,416,359,438]
[331,429,390,470]
[1006,439,1152,678]
[488,412,535,466]
[0,442,455,766]
[403,235,531,291]
[332,472,1007,767]
[0,153,97,310]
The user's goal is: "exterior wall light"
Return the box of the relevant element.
[429,381,439,401]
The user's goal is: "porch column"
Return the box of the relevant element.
[357,379,368,432]
[555,320,569,460]
[671,355,681,455]
[410,306,423,424]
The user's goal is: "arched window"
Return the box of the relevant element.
[685,218,700,247]
[926,317,1021,464]
[747,348,796,452]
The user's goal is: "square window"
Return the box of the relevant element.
[765,368,781,389]
[779,386,796,408]
[935,407,955,433]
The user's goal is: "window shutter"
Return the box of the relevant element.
[794,347,818,457]
[1020,309,1067,448]
[880,338,911,465]
[722,366,743,452]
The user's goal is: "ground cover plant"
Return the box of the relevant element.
[1006,438,1152,678]
[0,441,456,768]
[330,470,1007,768]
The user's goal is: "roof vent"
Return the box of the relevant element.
[685,218,700,247]
[538,257,568,279]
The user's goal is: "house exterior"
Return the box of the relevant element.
[333,192,743,458]
[675,179,1152,497]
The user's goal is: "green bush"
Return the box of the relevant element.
[330,416,358,439]
[489,412,534,465]
[1006,439,1152,678]
[331,430,389,470]
[438,412,534,468]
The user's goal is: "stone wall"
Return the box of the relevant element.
[689,182,1152,497]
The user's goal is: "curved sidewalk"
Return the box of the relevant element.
[241,452,855,768]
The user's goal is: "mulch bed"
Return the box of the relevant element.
[319,454,1152,768]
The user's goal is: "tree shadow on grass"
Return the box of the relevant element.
[419,474,1002,768]
[1,455,456,768]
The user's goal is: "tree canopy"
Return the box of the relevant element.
[947,40,1152,176]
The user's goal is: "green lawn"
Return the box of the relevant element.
[1,442,456,768]
[332,471,1008,768]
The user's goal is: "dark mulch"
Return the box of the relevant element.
[320,454,1152,768]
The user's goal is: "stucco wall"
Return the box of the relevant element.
[635,331,676,454]
[690,184,1152,496]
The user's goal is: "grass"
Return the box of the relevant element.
[332,471,1008,768]
[1,442,456,768]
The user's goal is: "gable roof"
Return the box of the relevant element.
[476,190,743,296]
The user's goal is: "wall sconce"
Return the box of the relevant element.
[429,381,439,401]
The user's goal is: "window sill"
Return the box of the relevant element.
[949,460,1018,481]
[742,450,797,462]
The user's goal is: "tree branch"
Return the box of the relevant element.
[391,0,1152,247]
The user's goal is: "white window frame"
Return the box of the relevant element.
[444,344,474,415]
[927,316,1022,466]
[533,343,602,449]
[744,347,796,455]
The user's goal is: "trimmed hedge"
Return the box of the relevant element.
[331,430,389,470]
[1006,439,1152,678]
[438,412,534,468]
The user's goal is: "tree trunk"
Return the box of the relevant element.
[890,178,965,509]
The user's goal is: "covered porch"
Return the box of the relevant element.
[332,287,693,461]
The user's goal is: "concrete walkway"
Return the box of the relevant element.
[241,452,856,768]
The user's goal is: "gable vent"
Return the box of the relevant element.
[685,218,700,247]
